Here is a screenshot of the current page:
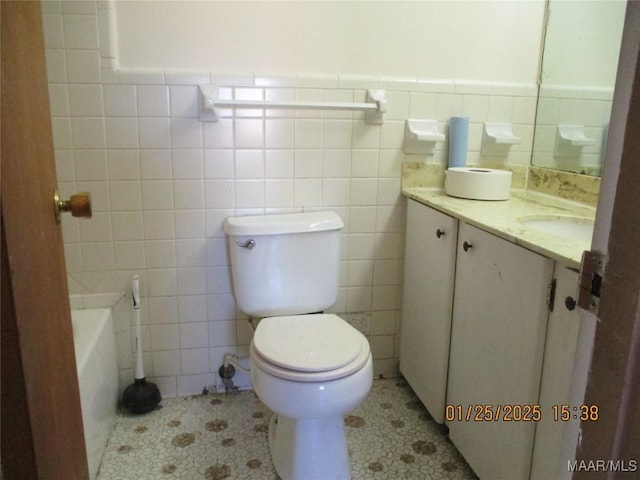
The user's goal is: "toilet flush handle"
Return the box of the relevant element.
[236,239,256,249]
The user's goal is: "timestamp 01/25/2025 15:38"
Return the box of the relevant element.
[444,404,600,422]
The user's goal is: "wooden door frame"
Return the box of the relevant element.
[1,1,89,478]
[574,1,640,476]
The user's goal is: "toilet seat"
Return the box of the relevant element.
[252,314,370,382]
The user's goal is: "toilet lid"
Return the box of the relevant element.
[253,314,364,373]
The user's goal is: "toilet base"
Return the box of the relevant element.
[269,413,350,480]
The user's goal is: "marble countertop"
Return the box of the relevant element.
[402,188,596,269]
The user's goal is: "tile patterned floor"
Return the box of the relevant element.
[97,378,477,479]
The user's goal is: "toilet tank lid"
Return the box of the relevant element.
[224,211,344,236]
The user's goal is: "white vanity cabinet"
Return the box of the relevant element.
[400,199,586,480]
[399,199,458,424]
[530,265,581,480]
[446,222,555,480]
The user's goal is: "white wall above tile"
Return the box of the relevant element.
[113,1,545,83]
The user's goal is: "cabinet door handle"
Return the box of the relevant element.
[463,241,473,252]
[565,296,577,311]
[436,229,445,238]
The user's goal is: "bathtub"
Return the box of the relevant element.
[72,308,119,480]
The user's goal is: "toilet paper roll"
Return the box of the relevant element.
[445,167,512,201]
[448,117,469,168]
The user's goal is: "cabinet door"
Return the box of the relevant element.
[447,223,554,480]
[530,266,581,480]
[400,199,458,423]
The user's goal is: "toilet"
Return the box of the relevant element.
[224,211,373,480]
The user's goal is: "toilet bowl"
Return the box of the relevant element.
[224,211,373,479]
[250,314,373,480]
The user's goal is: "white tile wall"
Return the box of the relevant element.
[45,1,538,397]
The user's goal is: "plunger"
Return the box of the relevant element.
[122,275,161,414]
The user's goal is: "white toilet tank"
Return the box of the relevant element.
[224,211,344,318]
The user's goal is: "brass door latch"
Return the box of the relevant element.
[576,250,605,313]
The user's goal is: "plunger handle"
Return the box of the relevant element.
[132,275,145,380]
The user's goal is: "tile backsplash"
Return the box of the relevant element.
[43,0,539,397]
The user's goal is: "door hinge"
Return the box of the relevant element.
[548,278,557,312]
[577,250,606,313]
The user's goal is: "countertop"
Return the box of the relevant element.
[402,187,596,269]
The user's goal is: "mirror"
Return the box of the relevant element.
[531,0,626,176]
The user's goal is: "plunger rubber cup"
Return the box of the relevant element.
[122,378,161,414]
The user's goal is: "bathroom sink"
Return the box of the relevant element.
[518,215,594,243]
